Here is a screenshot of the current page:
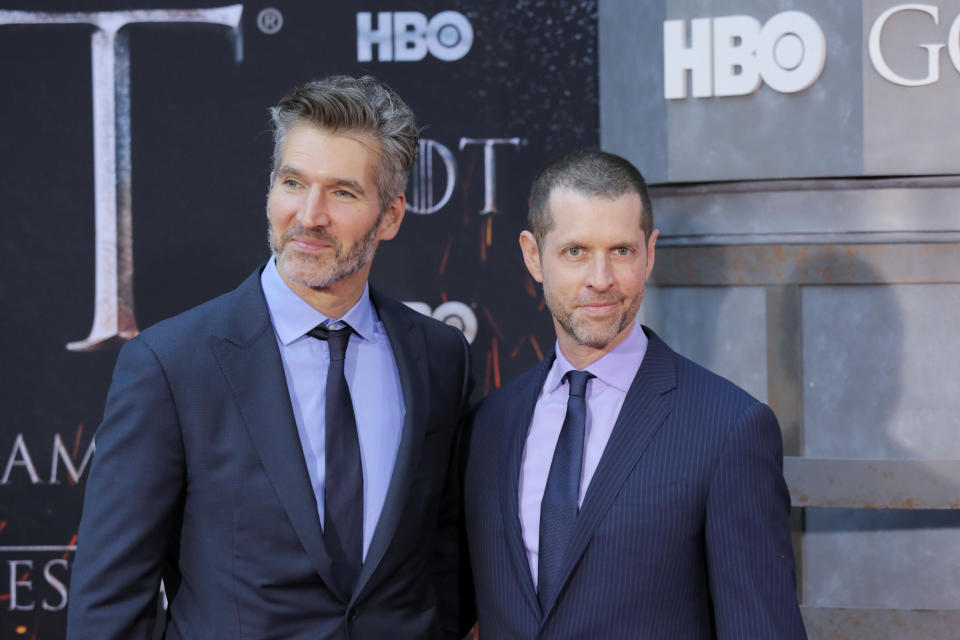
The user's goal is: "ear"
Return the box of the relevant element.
[376,193,406,241]
[644,228,659,281]
[519,230,543,283]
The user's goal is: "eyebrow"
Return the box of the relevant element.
[557,238,639,248]
[275,166,366,195]
[332,178,366,195]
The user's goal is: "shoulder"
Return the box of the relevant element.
[133,267,265,356]
[676,351,758,408]
[641,328,777,454]
[647,327,760,412]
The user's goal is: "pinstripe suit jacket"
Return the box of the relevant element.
[464,326,806,639]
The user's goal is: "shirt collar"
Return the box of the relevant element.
[260,258,377,346]
[545,320,649,394]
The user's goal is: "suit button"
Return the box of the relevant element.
[347,609,358,623]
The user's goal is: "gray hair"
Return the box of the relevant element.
[269,75,419,212]
[528,149,654,247]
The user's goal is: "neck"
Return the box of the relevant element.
[555,321,637,370]
[277,262,371,319]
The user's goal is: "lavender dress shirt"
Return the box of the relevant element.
[519,320,648,586]
[260,259,405,560]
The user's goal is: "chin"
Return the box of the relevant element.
[569,325,619,349]
[576,335,618,349]
[279,256,331,286]
[572,316,631,349]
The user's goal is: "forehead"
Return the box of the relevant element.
[279,124,380,179]
[545,187,645,244]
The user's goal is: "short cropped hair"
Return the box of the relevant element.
[270,75,419,212]
[528,149,654,247]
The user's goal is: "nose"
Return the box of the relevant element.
[584,254,614,291]
[296,185,329,227]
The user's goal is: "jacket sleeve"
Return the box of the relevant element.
[67,337,185,640]
[705,401,807,639]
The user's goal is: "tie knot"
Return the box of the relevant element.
[308,323,353,361]
[564,370,594,398]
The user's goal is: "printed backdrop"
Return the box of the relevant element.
[0,1,599,636]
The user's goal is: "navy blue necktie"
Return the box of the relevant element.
[538,369,594,609]
[309,323,363,597]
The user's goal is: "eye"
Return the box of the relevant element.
[614,247,632,256]
[282,178,302,189]
[333,189,356,199]
[565,246,583,257]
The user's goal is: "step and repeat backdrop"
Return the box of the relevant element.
[6,0,959,637]
[601,0,960,635]
[0,1,598,636]
[604,0,960,184]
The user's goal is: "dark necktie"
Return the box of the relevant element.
[308,323,363,596]
[538,369,594,610]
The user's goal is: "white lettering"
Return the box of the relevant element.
[427,11,473,61]
[49,433,96,485]
[664,11,825,98]
[403,302,478,343]
[458,137,523,215]
[408,139,457,215]
[756,11,826,93]
[8,560,33,611]
[42,559,69,611]
[949,13,960,73]
[663,18,712,99]
[356,12,392,62]
[0,7,244,350]
[712,16,762,97]
[356,11,473,62]
[2,434,40,485]
[869,4,944,86]
[393,11,429,61]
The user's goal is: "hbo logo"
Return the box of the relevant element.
[664,11,826,98]
[357,11,473,62]
[404,301,478,343]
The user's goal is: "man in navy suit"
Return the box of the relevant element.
[67,76,473,639]
[465,150,805,638]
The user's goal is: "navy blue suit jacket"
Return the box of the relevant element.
[67,267,473,640]
[465,327,805,639]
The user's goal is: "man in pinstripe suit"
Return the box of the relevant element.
[464,149,806,638]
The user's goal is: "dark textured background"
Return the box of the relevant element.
[0,1,598,636]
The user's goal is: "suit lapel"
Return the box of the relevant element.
[351,290,429,603]
[539,328,678,620]
[500,356,553,617]
[207,268,341,596]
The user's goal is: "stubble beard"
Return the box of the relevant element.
[269,214,383,290]
[544,282,641,349]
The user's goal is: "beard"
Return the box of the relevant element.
[269,214,383,290]
[543,283,641,349]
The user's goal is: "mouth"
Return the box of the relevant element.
[578,299,620,316]
[285,236,334,253]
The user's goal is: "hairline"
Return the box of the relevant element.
[272,122,388,200]
[268,76,418,214]
[534,183,652,248]
[272,120,396,213]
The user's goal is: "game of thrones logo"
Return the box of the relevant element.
[0,2,598,636]
[0,5,244,352]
